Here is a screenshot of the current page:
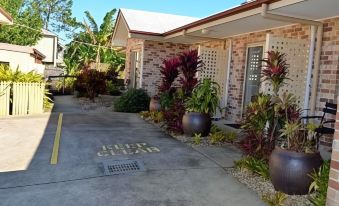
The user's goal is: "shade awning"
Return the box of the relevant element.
[164,0,339,44]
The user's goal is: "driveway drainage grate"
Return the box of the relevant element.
[102,159,145,176]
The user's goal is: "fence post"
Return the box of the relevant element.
[0,82,10,117]
[327,97,339,205]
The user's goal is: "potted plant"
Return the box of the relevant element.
[269,119,323,195]
[182,79,220,136]
[260,51,323,195]
[149,95,161,111]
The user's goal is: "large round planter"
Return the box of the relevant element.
[149,97,161,112]
[269,147,323,195]
[182,112,211,137]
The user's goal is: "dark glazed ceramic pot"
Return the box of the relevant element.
[182,112,211,137]
[149,96,161,112]
[269,147,323,195]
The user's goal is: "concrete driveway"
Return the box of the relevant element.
[0,96,264,206]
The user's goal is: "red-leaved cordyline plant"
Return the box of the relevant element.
[178,50,202,95]
[159,57,180,93]
[163,100,186,134]
[261,51,289,95]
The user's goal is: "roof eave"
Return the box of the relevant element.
[33,48,46,59]
[130,30,163,36]
[0,7,13,25]
[163,0,282,36]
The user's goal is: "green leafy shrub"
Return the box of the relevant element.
[106,80,122,96]
[208,124,237,144]
[114,89,150,113]
[262,192,287,206]
[44,90,54,110]
[225,132,237,143]
[234,156,270,180]
[194,133,202,145]
[0,65,43,82]
[56,76,77,93]
[210,124,222,133]
[209,131,226,144]
[185,78,220,115]
[309,160,330,206]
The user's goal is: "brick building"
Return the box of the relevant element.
[112,1,339,204]
[112,0,338,140]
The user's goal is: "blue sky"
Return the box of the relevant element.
[63,0,244,42]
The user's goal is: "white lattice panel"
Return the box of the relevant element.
[198,46,228,108]
[263,35,309,107]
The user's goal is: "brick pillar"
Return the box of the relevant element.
[327,97,339,205]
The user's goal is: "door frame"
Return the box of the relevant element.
[130,50,141,89]
[240,42,265,116]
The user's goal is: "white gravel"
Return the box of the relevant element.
[225,168,313,206]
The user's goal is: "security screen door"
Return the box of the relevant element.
[243,46,264,109]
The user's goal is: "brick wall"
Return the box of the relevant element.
[142,41,189,96]
[317,17,339,114]
[327,98,339,205]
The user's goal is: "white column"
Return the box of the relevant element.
[303,25,317,116]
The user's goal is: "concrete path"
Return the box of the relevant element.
[0,96,264,206]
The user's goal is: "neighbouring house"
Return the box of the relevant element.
[0,7,63,74]
[113,0,338,129]
[0,43,45,73]
[35,29,65,77]
[34,29,63,68]
[0,7,13,25]
[0,28,64,75]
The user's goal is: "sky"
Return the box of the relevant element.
[62,0,245,42]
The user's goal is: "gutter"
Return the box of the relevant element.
[261,3,323,116]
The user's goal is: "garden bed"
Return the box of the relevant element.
[140,114,235,147]
[226,168,312,206]
[140,114,314,206]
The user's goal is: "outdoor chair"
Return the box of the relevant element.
[303,102,337,149]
